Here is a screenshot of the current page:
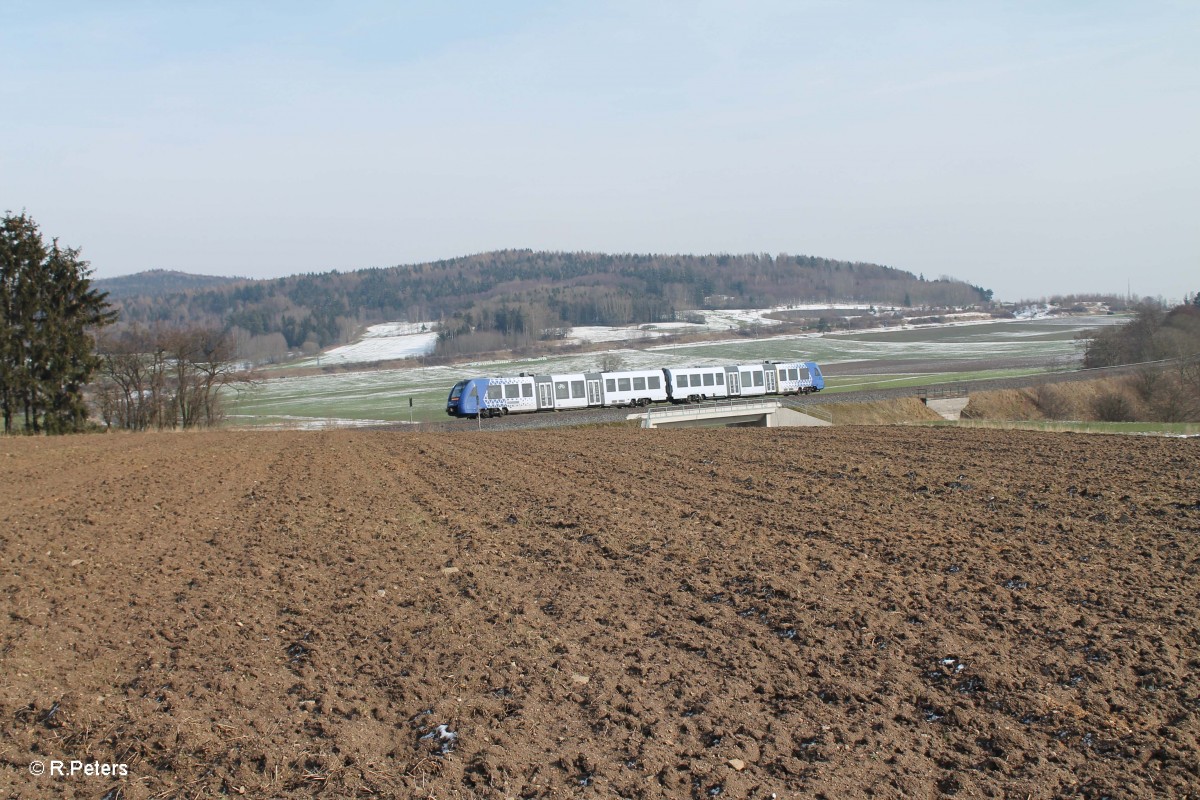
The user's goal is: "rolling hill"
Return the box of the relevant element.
[104,250,992,359]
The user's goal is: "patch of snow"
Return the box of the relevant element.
[566,326,673,344]
[1014,304,1057,320]
[225,414,399,430]
[297,322,438,366]
[563,305,884,345]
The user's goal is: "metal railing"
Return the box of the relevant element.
[916,384,971,400]
[792,404,833,423]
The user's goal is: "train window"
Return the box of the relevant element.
[555,382,569,400]
[522,383,533,397]
[715,373,724,385]
[788,368,799,381]
[798,367,809,380]
[675,374,686,388]
[740,371,752,385]
[486,385,502,400]
[618,377,631,392]
[504,384,519,399]
[703,373,714,387]
[753,371,763,386]
[571,380,585,398]
[605,379,616,392]
[648,376,661,389]
[633,376,646,391]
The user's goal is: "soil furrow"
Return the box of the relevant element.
[1,427,1196,798]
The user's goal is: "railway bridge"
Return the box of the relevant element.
[631,398,832,429]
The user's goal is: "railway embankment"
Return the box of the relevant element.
[397,362,1184,432]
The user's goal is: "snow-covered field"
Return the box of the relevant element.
[283,302,1084,370]
[566,304,903,344]
[224,415,400,431]
[292,322,438,367]
[298,306,885,365]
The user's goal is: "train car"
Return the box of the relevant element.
[447,358,824,417]
[545,373,602,410]
[664,365,731,403]
[732,363,768,397]
[601,369,668,407]
[482,375,537,414]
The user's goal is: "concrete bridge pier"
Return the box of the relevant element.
[632,399,832,429]
[924,396,970,420]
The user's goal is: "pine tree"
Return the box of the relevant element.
[0,212,116,434]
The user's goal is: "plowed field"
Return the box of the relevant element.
[1,428,1197,799]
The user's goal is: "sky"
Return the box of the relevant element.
[2,1,1197,303]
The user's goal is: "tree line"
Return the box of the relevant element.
[1,213,115,433]
[1083,298,1200,421]
[93,326,247,431]
[103,250,994,359]
[2,213,246,434]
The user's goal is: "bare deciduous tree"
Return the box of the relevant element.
[95,326,252,430]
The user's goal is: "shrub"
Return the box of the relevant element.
[1092,391,1134,422]
[1033,383,1072,419]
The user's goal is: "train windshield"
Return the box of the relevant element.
[448,381,467,402]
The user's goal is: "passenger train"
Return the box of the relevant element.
[446,360,824,418]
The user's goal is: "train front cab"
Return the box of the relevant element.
[446,378,489,417]
[446,379,467,416]
[807,361,825,392]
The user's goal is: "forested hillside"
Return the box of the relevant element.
[95,269,240,299]
[107,250,992,360]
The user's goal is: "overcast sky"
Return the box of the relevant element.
[3,1,1197,302]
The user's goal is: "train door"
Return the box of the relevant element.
[728,371,740,396]
[586,379,602,406]
[538,382,554,409]
[765,368,778,394]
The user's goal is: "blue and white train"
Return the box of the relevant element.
[446,360,824,418]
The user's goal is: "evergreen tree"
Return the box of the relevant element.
[0,212,116,433]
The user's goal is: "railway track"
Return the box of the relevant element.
[395,362,1150,433]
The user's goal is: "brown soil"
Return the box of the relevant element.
[1,428,1197,799]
